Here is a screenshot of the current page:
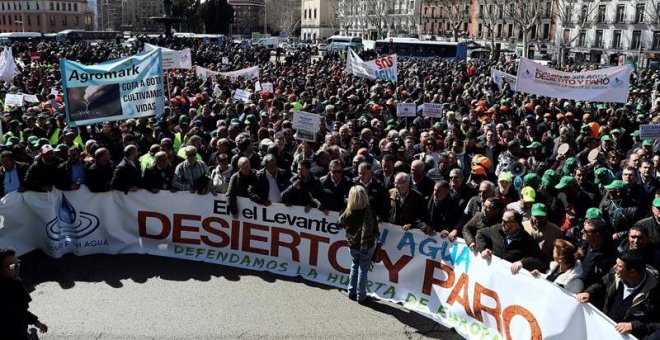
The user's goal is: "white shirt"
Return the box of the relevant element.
[622,273,646,299]
[265,170,282,203]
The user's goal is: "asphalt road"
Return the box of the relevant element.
[18,251,462,340]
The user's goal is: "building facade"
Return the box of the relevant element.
[0,0,94,33]
[97,0,121,31]
[301,0,338,42]
[557,0,660,67]
[228,0,265,36]
[337,0,422,40]
[120,0,163,32]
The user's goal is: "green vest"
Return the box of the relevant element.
[176,147,202,161]
[49,128,61,145]
[173,133,182,152]
[139,153,156,173]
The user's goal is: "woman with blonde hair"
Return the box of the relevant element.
[531,239,584,294]
[339,185,380,304]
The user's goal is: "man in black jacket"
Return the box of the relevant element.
[227,156,261,218]
[353,162,389,221]
[424,180,463,240]
[24,144,60,192]
[142,151,176,193]
[577,250,660,338]
[86,148,115,192]
[254,154,289,205]
[282,159,327,214]
[0,247,48,339]
[477,209,547,274]
[319,159,351,212]
[110,145,142,194]
[0,151,28,197]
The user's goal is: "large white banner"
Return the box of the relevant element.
[0,47,20,83]
[515,58,632,103]
[0,189,632,340]
[196,65,260,81]
[491,68,517,91]
[144,43,192,70]
[59,50,165,126]
[345,49,397,82]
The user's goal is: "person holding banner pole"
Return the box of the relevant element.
[339,185,379,305]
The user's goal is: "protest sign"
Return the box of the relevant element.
[50,88,59,96]
[261,82,274,92]
[22,94,40,103]
[640,124,660,140]
[422,103,443,118]
[363,54,398,82]
[219,66,260,81]
[515,57,631,103]
[60,49,165,126]
[144,44,192,70]
[221,57,229,65]
[195,65,219,80]
[0,188,634,340]
[491,68,517,90]
[4,93,24,107]
[233,89,252,103]
[292,110,321,131]
[397,103,417,117]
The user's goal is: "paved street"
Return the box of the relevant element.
[19,251,461,340]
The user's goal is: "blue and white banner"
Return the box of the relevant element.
[515,57,631,103]
[491,68,517,91]
[345,49,398,82]
[60,49,165,126]
[144,43,192,70]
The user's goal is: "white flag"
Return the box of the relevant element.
[344,48,374,80]
[0,47,20,83]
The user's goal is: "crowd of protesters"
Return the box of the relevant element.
[1,34,660,337]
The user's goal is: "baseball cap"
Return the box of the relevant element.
[562,157,578,175]
[498,172,513,183]
[555,176,576,190]
[521,186,536,203]
[594,167,614,185]
[600,135,612,142]
[40,144,54,154]
[630,130,640,137]
[643,140,654,147]
[541,169,558,186]
[531,203,547,217]
[471,165,486,176]
[524,173,541,186]
[585,207,603,219]
[526,141,542,149]
[604,179,625,190]
[654,197,660,208]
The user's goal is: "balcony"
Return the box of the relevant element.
[591,41,605,48]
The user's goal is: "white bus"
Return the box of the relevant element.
[325,35,363,52]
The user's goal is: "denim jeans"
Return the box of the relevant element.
[348,245,376,302]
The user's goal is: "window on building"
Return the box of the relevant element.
[49,15,55,25]
[632,30,642,49]
[479,5,483,19]
[63,15,67,26]
[497,23,502,38]
[1,16,4,26]
[27,15,31,26]
[36,2,39,10]
[615,5,625,23]
[595,30,603,47]
[597,5,606,24]
[508,24,513,38]
[578,30,586,47]
[477,23,482,37]
[543,23,549,39]
[580,5,588,23]
[613,30,622,48]
[74,3,78,11]
[498,4,503,19]
[75,16,79,25]
[544,1,551,18]
[635,4,645,23]
[565,5,573,24]
[37,14,40,26]
[314,8,317,19]
[531,25,537,39]
[68,3,71,11]
[653,31,660,49]
[50,2,53,10]
[56,3,59,11]
[26,2,30,10]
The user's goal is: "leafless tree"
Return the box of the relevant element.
[503,0,543,58]
[365,0,391,39]
[553,0,601,65]
[435,0,470,42]
[478,0,504,51]
[267,0,301,39]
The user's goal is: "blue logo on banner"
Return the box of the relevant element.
[46,194,100,241]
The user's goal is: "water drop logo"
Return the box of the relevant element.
[46,194,100,241]
[521,68,534,79]
[610,76,624,88]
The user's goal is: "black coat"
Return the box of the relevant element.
[281,175,325,210]
[253,168,290,204]
[353,178,389,220]
[86,163,115,192]
[373,169,395,190]
[24,156,60,192]
[110,158,142,193]
[142,164,175,191]
[0,276,39,340]
[410,175,435,198]
[476,224,547,271]
[226,170,261,215]
[319,174,351,212]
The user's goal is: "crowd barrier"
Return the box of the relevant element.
[0,187,634,340]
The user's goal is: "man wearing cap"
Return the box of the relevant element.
[507,186,536,222]
[496,172,518,206]
[600,179,643,240]
[24,145,60,192]
[477,209,547,274]
[523,203,562,261]
[552,175,593,232]
[633,198,660,248]
[0,151,28,197]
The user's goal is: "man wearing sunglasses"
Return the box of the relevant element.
[0,247,48,339]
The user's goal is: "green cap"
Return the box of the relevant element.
[654,197,660,208]
[581,124,592,132]
[4,136,19,147]
[245,114,257,124]
[600,135,612,142]
[541,169,558,186]
[604,179,625,190]
[531,203,547,217]
[179,115,191,124]
[610,128,622,135]
[585,207,603,219]
[230,118,241,126]
[562,157,578,175]
[555,176,577,190]
[524,173,541,186]
[526,141,542,149]
[643,140,654,146]
[498,171,513,183]
[597,104,606,110]
[631,130,640,137]
[27,135,39,143]
[259,111,269,118]
[594,167,614,185]
[37,138,49,147]
[55,144,68,152]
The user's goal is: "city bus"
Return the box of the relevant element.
[0,32,44,45]
[374,38,467,60]
[325,35,363,52]
[56,30,122,43]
